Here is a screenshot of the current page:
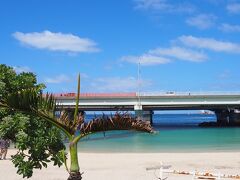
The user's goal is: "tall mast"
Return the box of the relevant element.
[137,61,141,108]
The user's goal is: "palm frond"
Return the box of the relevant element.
[0,88,39,111]
[80,112,153,135]
[39,92,56,113]
[73,74,80,126]
[0,89,55,115]
[58,111,71,126]
[0,89,73,137]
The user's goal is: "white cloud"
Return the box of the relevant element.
[121,54,171,65]
[134,0,171,10]
[134,0,195,13]
[45,74,72,84]
[121,46,207,65]
[218,70,230,79]
[219,23,240,32]
[13,30,100,53]
[227,3,240,14]
[178,35,240,53]
[204,0,225,5]
[90,77,152,92]
[80,73,89,79]
[186,14,217,29]
[149,46,207,62]
[13,66,32,73]
[122,35,240,66]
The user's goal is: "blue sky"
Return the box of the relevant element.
[1,0,240,93]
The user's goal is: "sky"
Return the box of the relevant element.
[1,0,240,93]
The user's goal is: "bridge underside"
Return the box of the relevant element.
[56,104,240,111]
[56,93,240,126]
[56,104,240,126]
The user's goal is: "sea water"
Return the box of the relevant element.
[77,114,240,152]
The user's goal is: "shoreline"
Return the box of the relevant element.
[8,147,240,153]
[1,149,239,180]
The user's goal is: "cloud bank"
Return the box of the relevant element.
[149,47,207,62]
[134,0,195,13]
[45,74,72,84]
[227,3,240,14]
[90,77,152,92]
[13,66,32,73]
[13,30,100,53]
[186,14,216,29]
[179,35,240,53]
[121,54,171,65]
[121,46,207,65]
[219,23,240,33]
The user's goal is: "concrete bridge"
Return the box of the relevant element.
[55,92,240,125]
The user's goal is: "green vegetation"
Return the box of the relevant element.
[0,64,153,180]
[0,64,65,178]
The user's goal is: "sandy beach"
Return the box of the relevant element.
[0,149,239,180]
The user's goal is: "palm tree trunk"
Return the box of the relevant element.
[67,141,82,180]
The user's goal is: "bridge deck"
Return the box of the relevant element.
[55,92,240,111]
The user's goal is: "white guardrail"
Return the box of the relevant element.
[137,91,240,96]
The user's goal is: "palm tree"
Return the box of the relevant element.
[0,74,153,180]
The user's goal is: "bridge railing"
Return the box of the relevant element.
[54,92,137,98]
[53,91,240,98]
[137,91,240,96]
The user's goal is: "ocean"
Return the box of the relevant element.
[77,113,240,153]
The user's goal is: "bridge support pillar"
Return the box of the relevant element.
[134,105,153,124]
[229,109,240,125]
[142,110,154,125]
[215,109,229,126]
[134,104,143,120]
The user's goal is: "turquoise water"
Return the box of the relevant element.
[77,114,240,152]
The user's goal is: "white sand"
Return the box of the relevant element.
[0,149,240,180]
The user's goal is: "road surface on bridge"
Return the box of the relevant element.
[55,92,240,111]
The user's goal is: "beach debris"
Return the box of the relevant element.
[146,165,172,171]
[196,177,216,179]
[172,170,240,179]
[147,165,240,180]
[146,162,171,180]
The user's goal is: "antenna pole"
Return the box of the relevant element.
[137,61,141,107]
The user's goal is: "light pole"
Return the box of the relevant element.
[135,60,143,120]
[137,61,141,106]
